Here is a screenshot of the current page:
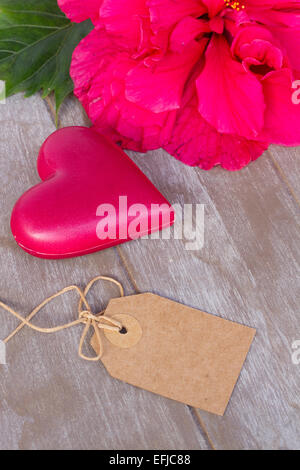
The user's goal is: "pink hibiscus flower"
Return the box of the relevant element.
[58,0,300,170]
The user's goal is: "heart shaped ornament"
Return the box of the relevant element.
[11,127,175,259]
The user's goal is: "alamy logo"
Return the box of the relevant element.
[96,197,204,251]
[291,340,300,365]
[292,80,300,104]
[0,340,6,365]
[0,80,6,104]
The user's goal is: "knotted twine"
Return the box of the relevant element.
[0,276,125,361]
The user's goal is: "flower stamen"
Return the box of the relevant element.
[224,0,245,11]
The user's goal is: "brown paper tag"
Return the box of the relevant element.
[91,294,256,415]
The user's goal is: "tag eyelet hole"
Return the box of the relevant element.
[119,327,128,335]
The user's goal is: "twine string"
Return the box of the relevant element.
[0,276,124,361]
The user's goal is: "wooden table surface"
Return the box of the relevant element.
[0,92,299,450]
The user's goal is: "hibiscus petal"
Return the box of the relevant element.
[71,28,177,152]
[258,68,300,145]
[58,0,102,24]
[164,94,268,170]
[196,34,265,139]
[170,17,211,52]
[125,40,205,113]
[246,1,300,29]
[148,0,205,33]
[271,28,300,72]
[100,0,149,48]
[232,26,284,71]
[202,0,224,18]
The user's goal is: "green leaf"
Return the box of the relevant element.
[0,0,93,117]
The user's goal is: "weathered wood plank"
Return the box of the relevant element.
[268,145,300,203]
[0,94,209,450]
[48,96,300,450]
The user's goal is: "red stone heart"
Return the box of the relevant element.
[11,127,174,259]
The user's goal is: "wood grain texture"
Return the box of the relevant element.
[268,145,300,203]
[0,94,209,450]
[57,96,300,450]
